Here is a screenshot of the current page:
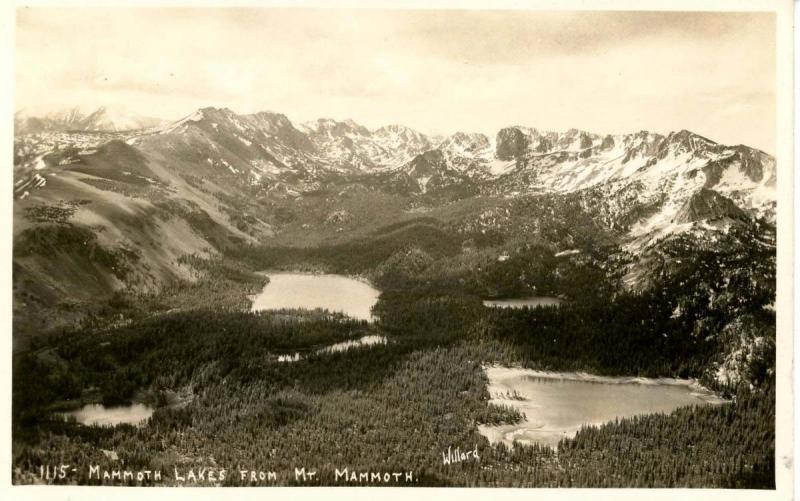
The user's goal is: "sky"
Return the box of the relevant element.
[15,8,776,152]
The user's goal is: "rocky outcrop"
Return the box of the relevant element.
[657,129,716,159]
[579,133,594,149]
[249,111,315,152]
[674,188,747,223]
[622,131,664,163]
[496,127,529,161]
[600,135,615,150]
[735,145,766,182]
[407,150,447,178]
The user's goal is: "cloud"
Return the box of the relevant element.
[15,8,775,152]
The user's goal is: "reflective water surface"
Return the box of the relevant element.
[478,367,727,449]
[251,273,380,321]
[62,403,154,427]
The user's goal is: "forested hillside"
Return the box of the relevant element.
[12,215,775,486]
[13,106,777,488]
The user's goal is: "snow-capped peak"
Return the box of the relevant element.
[15,104,166,134]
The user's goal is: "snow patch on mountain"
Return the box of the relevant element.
[15,105,776,251]
[16,105,166,134]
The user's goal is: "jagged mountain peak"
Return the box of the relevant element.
[376,123,415,133]
[442,131,489,143]
[303,117,370,137]
[438,132,491,157]
[373,125,432,152]
[657,129,718,158]
[374,124,428,142]
[192,106,238,121]
[393,148,476,195]
[14,104,775,231]
[495,127,530,160]
[248,110,293,127]
[13,102,778,272]
[157,107,239,135]
[342,118,366,130]
[494,126,605,160]
[444,131,489,142]
[200,105,233,113]
[669,129,715,142]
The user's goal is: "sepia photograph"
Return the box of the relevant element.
[2,0,795,498]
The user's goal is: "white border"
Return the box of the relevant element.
[0,1,793,500]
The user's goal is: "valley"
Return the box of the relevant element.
[11,106,776,488]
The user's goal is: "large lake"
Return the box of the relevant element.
[62,403,154,427]
[251,273,380,321]
[478,367,727,449]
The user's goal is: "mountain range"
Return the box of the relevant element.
[12,105,776,345]
[14,105,166,134]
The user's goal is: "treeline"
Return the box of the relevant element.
[11,213,776,487]
[230,220,617,301]
[14,309,375,427]
[230,220,474,274]
[556,382,775,488]
[12,328,774,487]
[373,287,772,389]
[477,294,715,379]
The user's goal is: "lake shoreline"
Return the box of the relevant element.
[479,365,729,449]
[482,297,565,309]
[255,269,378,289]
[482,365,727,399]
[249,271,381,322]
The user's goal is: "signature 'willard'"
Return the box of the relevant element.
[442,445,480,465]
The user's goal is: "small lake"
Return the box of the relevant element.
[320,334,387,354]
[483,297,564,309]
[277,335,388,363]
[62,403,154,427]
[251,273,380,321]
[478,367,727,449]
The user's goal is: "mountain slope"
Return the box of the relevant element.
[12,105,777,347]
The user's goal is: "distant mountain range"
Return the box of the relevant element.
[15,105,776,222]
[12,105,776,342]
[14,105,166,134]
